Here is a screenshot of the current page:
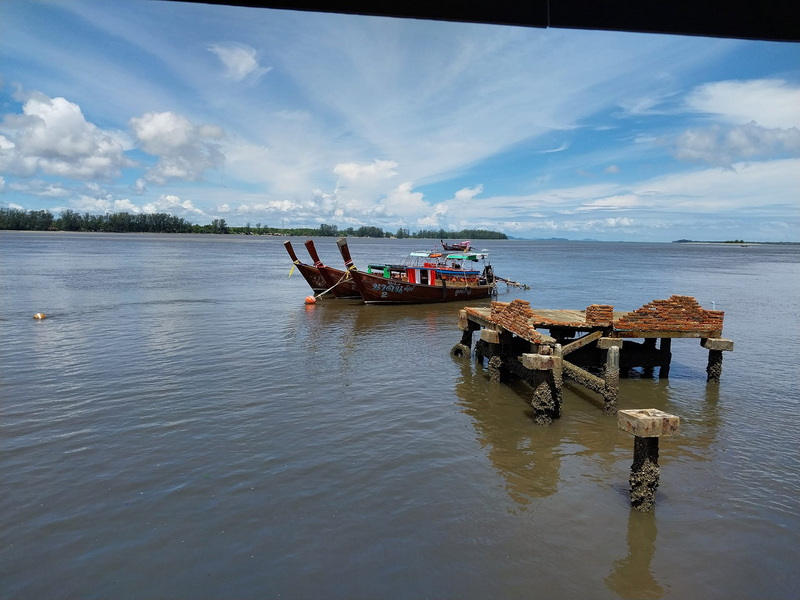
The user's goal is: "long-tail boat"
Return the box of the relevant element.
[336,237,498,304]
[441,239,472,251]
[303,240,362,299]
[283,240,329,296]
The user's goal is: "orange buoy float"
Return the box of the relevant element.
[33,313,47,320]
[304,295,317,305]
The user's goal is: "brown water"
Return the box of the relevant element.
[2,231,799,599]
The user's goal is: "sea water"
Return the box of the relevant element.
[1,231,799,599]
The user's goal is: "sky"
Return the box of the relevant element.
[1,0,799,241]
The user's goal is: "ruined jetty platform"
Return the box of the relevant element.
[452,295,733,424]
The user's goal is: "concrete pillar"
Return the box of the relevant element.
[522,351,563,425]
[552,344,563,418]
[602,345,620,415]
[488,355,503,383]
[618,409,680,512]
[701,338,734,383]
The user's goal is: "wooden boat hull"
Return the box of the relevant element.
[317,265,362,299]
[348,268,494,304]
[303,239,362,299]
[284,241,328,295]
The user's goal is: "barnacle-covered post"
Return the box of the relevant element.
[599,339,622,415]
[617,409,680,512]
[701,338,734,383]
[521,345,563,425]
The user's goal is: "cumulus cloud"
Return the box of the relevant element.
[0,93,133,180]
[673,122,800,166]
[685,79,800,129]
[208,43,271,83]
[417,203,449,228]
[670,79,800,166]
[143,194,206,216]
[453,185,483,201]
[381,181,428,217]
[602,216,634,227]
[129,111,225,184]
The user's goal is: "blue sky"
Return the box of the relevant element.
[1,0,798,241]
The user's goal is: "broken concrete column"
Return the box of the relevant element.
[521,351,563,424]
[702,338,734,383]
[617,409,680,512]
[602,345,620,415]
[478,328,503,382]
[488,356,503,383]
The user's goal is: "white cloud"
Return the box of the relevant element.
[685,79,800,129]
[208,43,271,83]
[540,142,570,153]
[672,122,800,166]
[381,181,428,217]
[0,93,133,180]
[603,216,634,227]
[453,185,484,201]
[333,159,398,182]
[113,198,140,212]
[142,194,206,216]
[129,111,225,184]
[417,203,449,228]
[576,195,642,211]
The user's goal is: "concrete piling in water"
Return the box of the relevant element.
[478,329,504,383]
[451,312,478,358]
[617,409,680,512]
[599,340,622,415]
[702,338,734,383]
[521,347,563,424]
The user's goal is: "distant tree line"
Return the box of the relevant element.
[318,223,507,240]
[0,208,507,239]
[0,208,195,233]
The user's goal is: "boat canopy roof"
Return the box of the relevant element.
[445,252,487,261]
[407,251,488,261]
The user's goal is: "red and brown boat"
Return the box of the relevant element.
[336,237,498,304]
[303,239,362,299]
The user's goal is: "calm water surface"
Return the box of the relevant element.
[1,232,799,599]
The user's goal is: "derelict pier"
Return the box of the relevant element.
[452,295,734,424]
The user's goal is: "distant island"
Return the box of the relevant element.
[672,239,799,245]
[0,207,507,240]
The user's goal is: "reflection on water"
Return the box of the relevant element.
[454,359,561,504]
[605,510,663,599]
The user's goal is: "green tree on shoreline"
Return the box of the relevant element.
[1,208,508,239]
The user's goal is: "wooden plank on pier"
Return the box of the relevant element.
[560,330,604,356]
